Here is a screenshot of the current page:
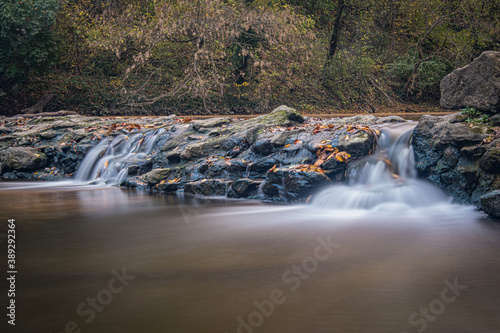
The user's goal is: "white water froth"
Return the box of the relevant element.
[311,122,480,219]
[75,128,165,185]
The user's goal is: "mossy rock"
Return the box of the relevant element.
[0,147,47,171]
[142,168,172,185]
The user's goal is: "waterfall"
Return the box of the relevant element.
[75,128,165,185]
[311,122,453,211]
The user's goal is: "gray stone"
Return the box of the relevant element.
[142,168,172,185]
[180,142,205,160]
[481,190,500,218]
[227,179,261,198]
[184,179,233,196]
[192,117,231,132]
[440,51,500,112]
[254,105,304,126]
[40,130,58,139]
[337,130,375,157]
[261,167,331,201]
[413,113,500,210]
[479,147,500,173]
[0,147,47,171]
[252,138,274,155]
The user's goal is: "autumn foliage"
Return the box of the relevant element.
[1,0,499,115]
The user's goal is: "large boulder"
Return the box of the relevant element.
[412,113,500,216]
[440,51,500,112]
[0,147,47,171]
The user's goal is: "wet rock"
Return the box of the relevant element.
[337,130,375,157]
[479,147,500,173]
[304,132,341,153]
[193,117,231,132]
[441,51,500,112]
[250,156,280,172]
[415,114,487,146]
[50,120,77,129]
[242,125,264,146]
[227,179,261,198]
[2,172,17,180]
[156,181,182,193]
[142,168,172,185]
[184,179,233,196]
[225,159,248,173]
[180,142,205,160]
[322,158,348,181]
[128,160,153,176]
[413,114,487,174]
[40,130,58,140]
[461,145,487,159]
[165,150,181,164]
[481,190,500,218]
[270,130,295,146]
[254,105,304,126]
[252,138,274,155]
[0,147,47,171]
[281,148,315,166]
[413,113,500,213]
[261,167,331,201]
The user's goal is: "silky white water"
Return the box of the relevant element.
[75,128,165,184]
[311,122,477,219]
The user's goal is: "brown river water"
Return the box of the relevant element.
[1,186,500,333]
[1,122,500,333]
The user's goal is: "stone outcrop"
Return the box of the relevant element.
[412,113,499,209]
[0,106,386,202]
[440,51,500,112]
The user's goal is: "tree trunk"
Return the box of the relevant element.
[21,93,54,114]
[327,0,346,62]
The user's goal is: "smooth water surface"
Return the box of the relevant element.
[1,185,500,333]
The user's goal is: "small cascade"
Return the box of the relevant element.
[75,128,165,185]
[311,122,452,211]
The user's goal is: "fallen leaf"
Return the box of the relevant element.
[334,151,351,163]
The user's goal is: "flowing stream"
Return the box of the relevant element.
[75,128,166,184]
[1,123,499,333]
[311,122,467,218]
